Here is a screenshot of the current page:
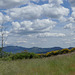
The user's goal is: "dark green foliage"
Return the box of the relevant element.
[11,52,39,60]
[0,48,2,58]
[0,51,12,58]
[0,47,13,59]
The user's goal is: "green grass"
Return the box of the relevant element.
[0,52,75,75]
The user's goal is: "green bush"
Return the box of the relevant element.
[1,57,12,61]
[29,53,40,58]
[11,52,39,60]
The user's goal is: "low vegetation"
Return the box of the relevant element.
[0,51,75,75]
[0,48,75,60]
[37,48,75,58]
[0,48,75,75]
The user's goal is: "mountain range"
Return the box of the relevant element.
[3,46,73,54]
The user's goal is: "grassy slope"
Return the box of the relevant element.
[0,53,75,75]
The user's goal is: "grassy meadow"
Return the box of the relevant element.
[0,52,75,75]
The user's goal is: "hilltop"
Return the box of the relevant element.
[3,46,73,54]
[3,46,63,53]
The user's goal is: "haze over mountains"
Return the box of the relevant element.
[3,46,73,54]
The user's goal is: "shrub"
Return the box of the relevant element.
[2,57,12,61]
[46,52,52,57]
[11,52,39,60]
[30,53,40,58]
[61,49,69,54]
[45,50,60,57]
[52,50,59,55]
[70,48,75,52]
[37,54,45,58]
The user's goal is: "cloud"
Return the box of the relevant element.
[64,23,73,29]
[42,0,63,5]
[37,32,66,38]
[0,12,3,24]
[42,4,69,19]
[0,31,9,37]
[11,19,56,35]
[0,0,73,47]
[17,40,27,43]
[58,16,67,22]
[30,0,40,3]
[0,0,64,9]
[31,42,35,45]
[68,17,75,23]
[0,0,30,9]
[49,0,63,5]
[68,7,75,23]
[0,12,12,24]
[0,0,43,9]
[6,4,69,20]
[12,22,21,30]
[69,0,75,7]
[6,5,42,20]
[69,0,75,21]
[71,7,75,18]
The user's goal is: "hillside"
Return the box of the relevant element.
[3,46,74,54]
[3,46,63,53]
[0,52,75,75]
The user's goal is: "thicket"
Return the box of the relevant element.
[11,52,39,60]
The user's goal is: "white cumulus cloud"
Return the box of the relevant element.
[64,23,73,29]
[37,32,66,38]
[11,19,56,35]
[6,4,69,20]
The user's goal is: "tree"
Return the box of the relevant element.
[0,22,9,58]
[0,24,4,57]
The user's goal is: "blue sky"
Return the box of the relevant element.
[0,0,75,48]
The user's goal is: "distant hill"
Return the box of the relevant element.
[3,46,27,53]
[3,46,74,54]
[68,47,73,50]
[3,46,63,54]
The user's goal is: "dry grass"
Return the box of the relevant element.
[0,52,75,75]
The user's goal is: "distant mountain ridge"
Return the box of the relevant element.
[3,46,73,54]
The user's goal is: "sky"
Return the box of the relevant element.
[0,0,75,48]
